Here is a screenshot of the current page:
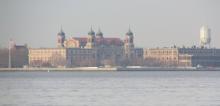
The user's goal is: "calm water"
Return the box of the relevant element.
[0,71,220,106]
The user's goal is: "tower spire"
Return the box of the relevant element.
[96,27,103,38]
[88,26,95,35]
[126,25,133,36]
[57,26,65,48]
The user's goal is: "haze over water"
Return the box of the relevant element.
[0,71,220,106]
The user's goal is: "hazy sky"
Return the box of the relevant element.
[0,0,219,48]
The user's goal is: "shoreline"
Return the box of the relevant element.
[1,67,220,72]
[0,67,117,72]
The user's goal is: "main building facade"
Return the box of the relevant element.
[29,28,143,67]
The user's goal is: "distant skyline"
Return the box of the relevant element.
[0,0,219,48]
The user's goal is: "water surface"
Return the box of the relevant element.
[0,71,220,106]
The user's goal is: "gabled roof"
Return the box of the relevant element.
[72,37,87,43]
[71,37,123,46]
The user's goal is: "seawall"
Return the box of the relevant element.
[1,67,220,72]
[0,67,117,72]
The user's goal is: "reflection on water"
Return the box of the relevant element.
[0,71,220,106]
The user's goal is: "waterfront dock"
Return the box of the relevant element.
[1,67,220,72]
[0,67,117,72]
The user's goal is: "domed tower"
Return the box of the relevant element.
[200,25,211,48]
[96,28,104,47]
[124,28,134,59]
[57,27,66,48]
[85,27,96,48]
[96,28,103,39]
[125,28,134,45]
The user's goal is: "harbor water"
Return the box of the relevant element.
[0,71,220,106]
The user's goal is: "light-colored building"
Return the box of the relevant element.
[144,47,220,67]
[29,48,98,68]
[178,54,192,67]
[144,48,179,67]
[29,48,67,67]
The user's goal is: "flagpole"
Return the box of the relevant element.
[8,39,11,68]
